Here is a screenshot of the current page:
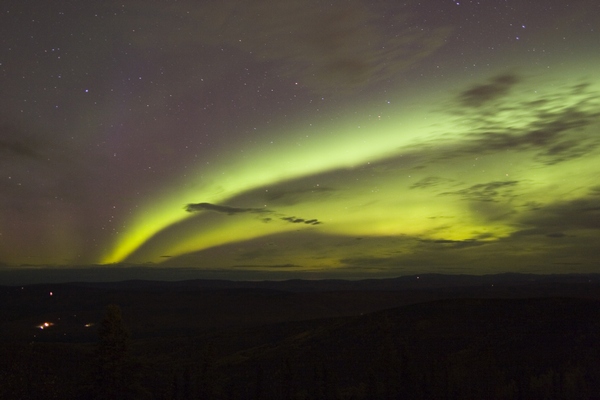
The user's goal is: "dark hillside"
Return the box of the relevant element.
[218,297,600,399]
[2,275,600,399]
[3,274,600,342]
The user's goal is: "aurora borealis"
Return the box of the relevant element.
[1,0,599,281]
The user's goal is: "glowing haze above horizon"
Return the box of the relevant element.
[1,0,599,282]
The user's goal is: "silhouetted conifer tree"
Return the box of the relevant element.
[364,370,379,400]
[281,358,294,399]
[171,371,180,400]
[251,364,261,400]
[91,304,150,400]
[182,366,193,400]
[197,346,220,399]
[310,365,337,400]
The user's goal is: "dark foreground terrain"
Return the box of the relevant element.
[1,273,600,399]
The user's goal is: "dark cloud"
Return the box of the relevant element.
[458,74,520,108]
[281,217,322,225]
[507,191,600,243]
[519,196,600,232]
[410,176,452,190]
[221,0,453,92]
[126,0,452,94]
[0,138,41,160]
[232,264,302,269]
[338,254,475,274]
[427,215,456,220]
[520,201,544,211]
[589,186,600,196]
[418,238,485,249]
[509,228,551,238]
[185,202,269,215]
[347,77,599,177]
[0,123,46,162]
[264,186,336,206]
[184,202,322,224]
[235,246,280,263]
[440,181,519,202]
[282,217,304,223]
[338,256,396,268]
[449,79,600,165]
[553,262,583,266]
[0,121,97,236]
[304,219,322,225]
[521,105,599,165]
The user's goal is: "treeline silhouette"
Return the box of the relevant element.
[1,296,599,399]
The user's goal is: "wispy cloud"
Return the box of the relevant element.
[0,123,45,161]
[185,202,323,225]
[448,77,600,165]
[125,0,452,94]
[410,176,453,190]
[418,238,486,249]
[281,217,322,225]
[185,202,269,215]
[440,181,519,202]
[458,73,520,108]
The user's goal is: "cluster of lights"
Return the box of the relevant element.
[37,322,54,330]
[35,321,94,330]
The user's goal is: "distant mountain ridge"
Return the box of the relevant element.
[6,272,599,292]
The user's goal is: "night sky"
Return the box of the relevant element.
[1,0,599,281]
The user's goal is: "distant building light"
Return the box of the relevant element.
[37,322,54,330]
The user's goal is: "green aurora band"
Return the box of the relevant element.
[102,63,600,272]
